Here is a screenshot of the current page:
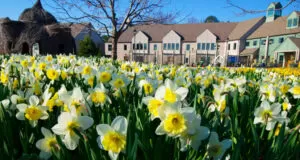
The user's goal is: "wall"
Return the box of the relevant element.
[162,30,181,54]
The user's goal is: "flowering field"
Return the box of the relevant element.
[0,55,299,160]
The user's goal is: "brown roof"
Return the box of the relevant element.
[117,23,238,43]
[289,37,300,49]
[228,17,265,40]
[240,48,259,56]
[62,23,92,37]
[248,16,300,39]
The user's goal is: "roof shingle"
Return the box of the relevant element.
[117,23,238,43]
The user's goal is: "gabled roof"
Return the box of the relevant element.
[163,30,183,40]
[117,23,237,43]
[289,37,300,49]
[248,15,300,39]
[62,23,93,37]
[228,17,265,40]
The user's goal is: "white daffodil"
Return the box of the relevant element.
[155,79,188,104]
[179,114,210,151]
[36,127,59,160]
[155,103,195,137]
[60,87,91,116]
[254,101,281,130]
[51,107,94,150]
[288,85,300,99]
[87,83,111,106]
[16,95,49,127]
[138,78,158,96]
[110,74,130,90]
[96,116,128,160]
[209,93,226,113]
[10,90,31,110]
[260,84,277,102]
[207,132,232,160]
[142,96,164,120]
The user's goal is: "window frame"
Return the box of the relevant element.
[108,44,112,51]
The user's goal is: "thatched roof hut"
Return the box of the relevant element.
[19,0,57,25]
[0,0,75,54]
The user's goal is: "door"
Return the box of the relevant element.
[284,52,295,67]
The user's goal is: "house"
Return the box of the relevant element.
[105,23,238,65]
[105,2,300,67]
[227,17,265,66]
[244,3,300,67]
[66,23,104,54]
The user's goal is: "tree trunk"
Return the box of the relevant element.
[112,37,118,60]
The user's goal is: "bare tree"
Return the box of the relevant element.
[186,17,199,24]
[226,0,299,15]
[47,0,174,59]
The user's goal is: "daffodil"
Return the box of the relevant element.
[288,85,300,99]
[60,87,91,116]
[16,95,49,127]
[179,114,210,151]
[96,116,128,160]
[142,96,164,120]
[155,103,195,137]
[207,132,232,160]
[51,107,94,150]
[138,79,158,96]
[110,74,130,90]
[260,84,277,102]
[36,127,59,160]
[155,79,188,104]
[254,101,281,130]
[87,83,111,106]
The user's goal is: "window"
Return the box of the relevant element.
[253,41,257,46]
[197,43,201,50]
[267,8,274,16]
[246,41,250,47]
[261,40,266,45]
[279,55,284,63]
[7,41,12,50]
[293,18,298,27]
[233,43,237,50]
[279,37,284,43]
[185,58,189,63]
[275,10,281,16]
[201,43,205,50]
[211,43,215,50]
[176,43,179,50]
[186,44,190,51]
[163,43,167,50]
[154,44,157,51]
[206,43,210,50]
[269,39,274,44]
[144,43,147,50]
[228,44,230,50]
[108,44,112,51]
[124,44,127,50]
[137,43,143,50]
[168,43,171,50]
[287,19,292,27]
[172,43,175,50]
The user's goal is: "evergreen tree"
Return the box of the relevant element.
[78,36,98,56]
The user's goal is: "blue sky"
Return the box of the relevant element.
[0,0,298,23]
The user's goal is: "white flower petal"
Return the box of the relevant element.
[51,124,67,135]
[108,151,119,160]
[96,124,113,136]
[30,95,40,106]
[111,116,128,135]
[209,132,219,145]
[16,104,27,112]
[175,87,188,101]
[64,132,79,150]
[16,112,25,120]
[41,127,52,137]
[155,123,166,135]
[77,116,94,130]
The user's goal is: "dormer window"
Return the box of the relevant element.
[287,17,299,28]
[267,8,274,16]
